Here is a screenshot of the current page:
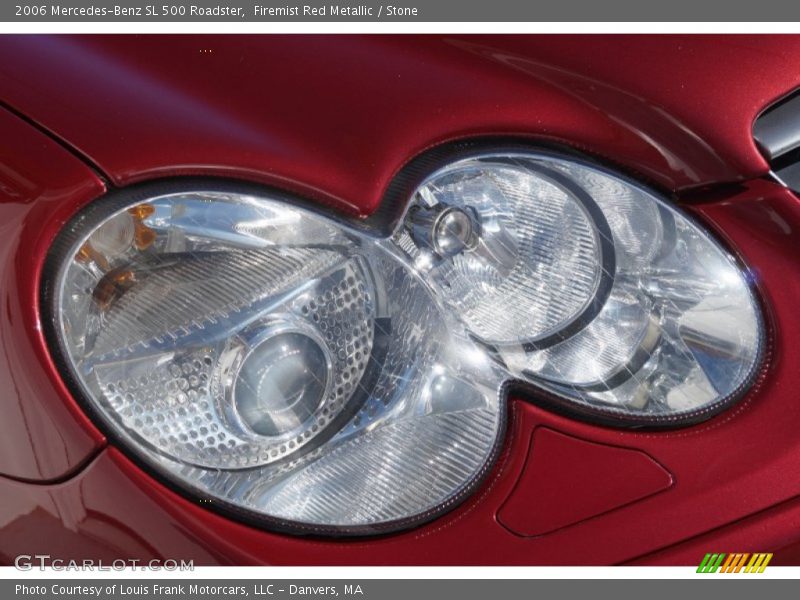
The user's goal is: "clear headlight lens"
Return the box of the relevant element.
[46,151,764,534]
[403,155,764,420]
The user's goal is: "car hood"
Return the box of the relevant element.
[1,34,799,215]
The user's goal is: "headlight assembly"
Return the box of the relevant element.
[43,150,764,534]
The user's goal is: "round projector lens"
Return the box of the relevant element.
[234,331,330,437]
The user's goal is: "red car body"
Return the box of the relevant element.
[1,34,800,565]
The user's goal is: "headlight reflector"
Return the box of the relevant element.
[403,154,763,422]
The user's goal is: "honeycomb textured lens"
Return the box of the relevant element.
[258,410,498,526]
[51,188,503,533]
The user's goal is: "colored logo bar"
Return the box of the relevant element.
[697,553,773,573]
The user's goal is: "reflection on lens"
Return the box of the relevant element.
[234,332,329,437]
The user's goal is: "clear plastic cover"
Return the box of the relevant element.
[52,190,505,531]
[49,152,764,533]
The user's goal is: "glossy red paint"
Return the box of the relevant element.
[1,35,800,216]
[628,494,800,566]
[496,428,673,537]
[2,35,800,565]
[0,106,105,481]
